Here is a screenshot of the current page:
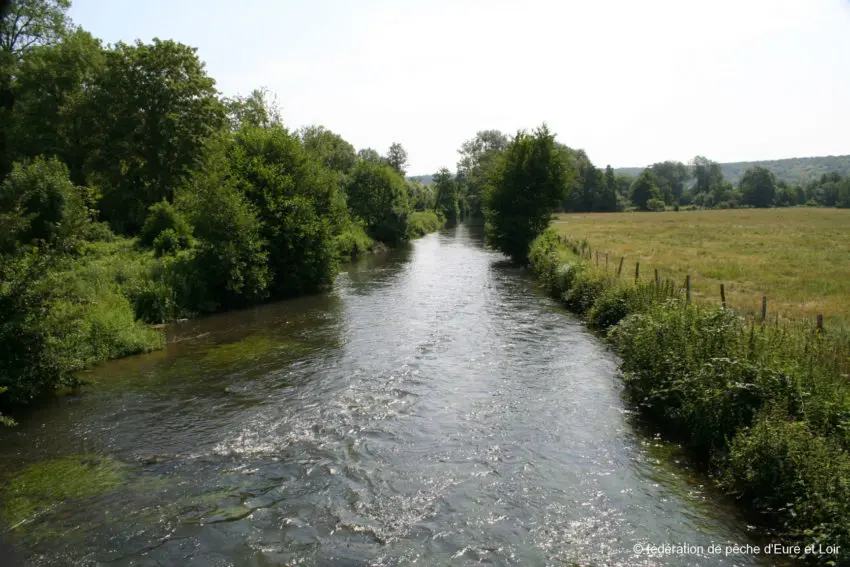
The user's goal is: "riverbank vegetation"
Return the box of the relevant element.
[0,0,444,424]
[553,208,850,329]
[526,231,850,560]
[479,125,850,562]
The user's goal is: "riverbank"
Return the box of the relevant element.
[527,228,850,563]
[0,216,445,427]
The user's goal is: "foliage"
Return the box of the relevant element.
[8,28,104,180]
[433,167,459,223]
[139,200,192,248]
[300,125,357,175]
[406,210,444,239]
[646,197,666,212]
[0,156,89,252]
[484,124,573,263]
[0,0,71,55]
[346,159,411,245]
[527,229,850,559]
[229,124,341,297]
[649,161,690,204]
[386,142,408,177]
[740,166,777,208]
[629,169,662,211]
[82,39,225,234]
[456,130,509,217]
[222,88,279,130]
[406,178,435,211]
[334,220,373,262]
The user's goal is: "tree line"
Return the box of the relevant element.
[436,132,850,215]
[0,0,444,423]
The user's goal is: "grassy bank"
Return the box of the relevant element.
[528,229,850,561]
[553,208,850,329]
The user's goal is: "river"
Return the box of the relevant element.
[0,223,783,566]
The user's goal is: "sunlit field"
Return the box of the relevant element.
[553,208,850,329]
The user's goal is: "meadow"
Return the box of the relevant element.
[553,208,850,329]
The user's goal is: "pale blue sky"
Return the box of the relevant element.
[69,0,850,175]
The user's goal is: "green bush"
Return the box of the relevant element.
[646,197,666,212]
[0,157,90,252]
[152,228,192,257]
[139,200,193,247]
[406,211,444,239]
[335,221,373,262]
[723,414,850,551]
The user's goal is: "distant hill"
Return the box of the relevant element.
[408,174,434,185]
[616,155,850,185]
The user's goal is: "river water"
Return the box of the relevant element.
[0,224,783,566]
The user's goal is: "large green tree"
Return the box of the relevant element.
[630,169,662,211]
[8,28,104,182]
[300,125,357,175]
[433,167,459,223]
[82,39,225,233]
[386,142,408,177]
[740,166,777,208]
[692,156,725,195]
[483,124,572,263]
[228,124,344,296]
[650,160,690,204]
[346,160,410,244]
[456,129,508,217]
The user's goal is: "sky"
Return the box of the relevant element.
[69,0,850,175]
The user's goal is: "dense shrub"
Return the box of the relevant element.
[406,211,444,239]
[335,221,374,262]
[646,197,666,212]
[0,157,90,252]
[140,200,193,248]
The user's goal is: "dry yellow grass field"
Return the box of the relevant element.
[553,208,850,329]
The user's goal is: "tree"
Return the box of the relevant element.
[222,88,279,131]
[300,125,356,175]
[8,29,104,182]
[0,0,71,56]
[484,124,572,263]
[406,178,435,211]
[650,161,690,204]
[599,165,621,212]
[228,124,343,297]
[456,130,509,217]
[357,147,385,165]
[630,169,662,211]
[740,166,777,208]
[386,142,408,177]
[346,160,410,244]
[81,39,225,234]
[691,156,725,195]
[433,167,459,223]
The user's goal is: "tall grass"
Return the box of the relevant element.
[528,228,850,559]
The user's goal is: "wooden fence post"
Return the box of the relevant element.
[595,251,599,266]
[605,253,609,272]
[685,275,691,303]
[617,257,624,277]
[654,268,659,286]
[635,262,640,282]
[720,284,726,309]
[761,296,767,321]
[817,314,824,332]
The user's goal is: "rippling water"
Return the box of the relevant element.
[0,224,783,566]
